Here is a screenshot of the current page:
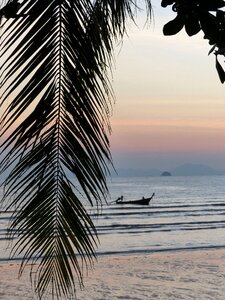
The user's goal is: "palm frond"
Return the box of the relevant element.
[0,0,152,298]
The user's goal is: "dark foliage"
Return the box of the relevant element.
[161,0,225,83]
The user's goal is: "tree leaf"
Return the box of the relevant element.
[163,14,184,35]
[215,55,225,83]
[185,14,201,36]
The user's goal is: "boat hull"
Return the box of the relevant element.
[116,198,151,205]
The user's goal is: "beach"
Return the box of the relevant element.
[1,249,225,299]
[1,176,225,299]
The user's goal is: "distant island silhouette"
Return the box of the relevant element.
[161,171,172,176]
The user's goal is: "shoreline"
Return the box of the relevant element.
[1,248,225,299]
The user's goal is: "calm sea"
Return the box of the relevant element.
[1,175,225,262]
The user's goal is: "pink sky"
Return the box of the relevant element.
[1,1,224,172]
[109,3,225,170]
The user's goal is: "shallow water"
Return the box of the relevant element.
[1,176,225,300]
[92,175,225,256]
[1,175,225,261]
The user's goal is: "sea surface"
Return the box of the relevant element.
[1,175,225,262]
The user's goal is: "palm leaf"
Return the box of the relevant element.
[0,0,152,298]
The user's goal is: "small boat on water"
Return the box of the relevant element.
[115,193,155,205]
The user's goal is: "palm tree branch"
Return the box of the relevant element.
[0,0,152,298]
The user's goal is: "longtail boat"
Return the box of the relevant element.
[115,193,155,205]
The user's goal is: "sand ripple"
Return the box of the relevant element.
[1,250,225,299]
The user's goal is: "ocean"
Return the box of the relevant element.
[94,175,225,256]
[1,175,225,262]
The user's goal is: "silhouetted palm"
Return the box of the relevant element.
[0,0,152,298]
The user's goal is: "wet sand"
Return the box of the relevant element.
[1,249,225,299]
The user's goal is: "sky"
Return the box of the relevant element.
[109,1,225,172]
[0,1,225,174]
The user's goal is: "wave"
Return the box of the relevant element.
[1,175,225,259]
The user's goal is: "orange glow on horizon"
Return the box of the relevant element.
[110,117,225,153]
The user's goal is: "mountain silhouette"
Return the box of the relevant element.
[171,163,224,176]
[114,163,225,177]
